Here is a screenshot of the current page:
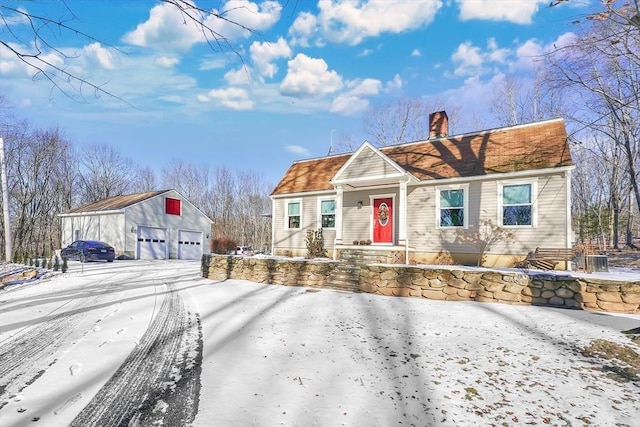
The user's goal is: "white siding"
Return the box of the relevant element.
[124,190,211,259]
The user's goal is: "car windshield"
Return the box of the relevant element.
[84,241,110,247]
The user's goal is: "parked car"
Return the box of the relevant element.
[60,240,116,262]
[228,246,253,255]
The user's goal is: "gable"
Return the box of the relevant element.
[332,142,408,183]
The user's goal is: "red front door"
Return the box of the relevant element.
[373,198,393,243]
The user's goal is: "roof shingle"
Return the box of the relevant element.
[63,190,169,214]
[271,119,573,196]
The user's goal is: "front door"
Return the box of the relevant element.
[373,198,393,243]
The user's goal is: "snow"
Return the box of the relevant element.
[1,260,639,426]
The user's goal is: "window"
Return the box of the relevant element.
[166,197,181,215]
[287,201,301,229]
[438,187,466,228]
[320,199,335,228]
[502,183,533,226]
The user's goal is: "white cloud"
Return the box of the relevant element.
[288,12,318,47]
[250,37,292,78]
[202,87,255,110]
[280,54,343,98]
[285,145,311,156]
[123,1,282,52]
[452,41,484,76]
[330,94,370,115]
[199,56,228,71]
[83,43,115,70]
[386,74,403,91]
[123,3,204,52]
[289,0,443,46]
[156,56,179,68]
[224,66,254,85]
[345,78,381,96]
[456,0,547,24]
[206,0,283,40]
[411,49,421,57]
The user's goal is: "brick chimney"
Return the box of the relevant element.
[429,111,448,138]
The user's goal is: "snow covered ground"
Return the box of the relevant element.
[1,260,639,426]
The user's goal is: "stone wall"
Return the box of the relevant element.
[202,255,338,288]
[201,255,640,314]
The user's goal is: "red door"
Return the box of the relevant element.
[373,198,393,243]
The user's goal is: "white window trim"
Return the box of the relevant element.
[284,199,303,230]
[435,184,469,229]
[318,197,336,230]
[498,179,538,228]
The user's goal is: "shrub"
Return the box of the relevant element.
[211,237,237,255]
[306,228,327,258]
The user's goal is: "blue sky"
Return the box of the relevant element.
[0,0,590,186]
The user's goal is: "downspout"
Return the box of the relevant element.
[334,186,344,260]
[565,169,573,270]
[270,197,276,256]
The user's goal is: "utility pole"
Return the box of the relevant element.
[0,137,12,262]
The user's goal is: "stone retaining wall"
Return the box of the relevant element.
[201,255,640,314]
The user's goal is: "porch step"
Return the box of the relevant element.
[338,248,396,264]
[326,261,360,292]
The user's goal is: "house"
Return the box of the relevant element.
[59,190,212,260]
[270,112,575,267]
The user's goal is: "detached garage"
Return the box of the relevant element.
[59,190,212,260]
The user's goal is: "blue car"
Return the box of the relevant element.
[61,240,116,263]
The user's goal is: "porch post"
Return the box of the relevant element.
[398,179,407,246]
[335,186,344,247]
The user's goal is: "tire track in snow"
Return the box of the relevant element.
[0,296,111,409]
[70,285,202,426]
[0,270,145,409]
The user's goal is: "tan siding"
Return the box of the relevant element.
[407,173,570,257]
[273,194,337,253]
[339,146,398,180]
[342,190,372,243]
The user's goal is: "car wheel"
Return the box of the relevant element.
[107,260,114,263]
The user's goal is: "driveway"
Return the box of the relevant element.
[0,260,638,426]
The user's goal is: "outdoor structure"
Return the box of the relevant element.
[59,190,212,260]
[270,112,575,267]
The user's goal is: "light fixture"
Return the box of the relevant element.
[130,226,136,233]
[357,201,363,209]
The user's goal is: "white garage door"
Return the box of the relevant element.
[178,230,203,260]
[137,226,167,260]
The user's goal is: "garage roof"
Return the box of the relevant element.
[62,190,170,214]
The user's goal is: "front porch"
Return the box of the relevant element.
[334,245,408,264]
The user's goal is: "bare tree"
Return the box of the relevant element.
[77,143,136,203]
[546,18,640,223]
[1,123,76,256]
[0,1,262,101]
[337,98,460,152]
[551,0,640,32]
[490,71,564,126]
[131,166,159,193]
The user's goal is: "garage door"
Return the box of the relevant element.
[178,230,203,260]
[137,226,167,260]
